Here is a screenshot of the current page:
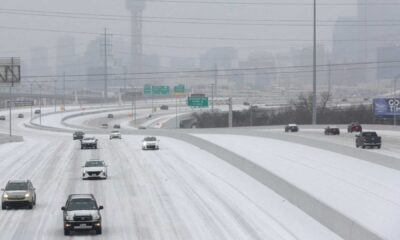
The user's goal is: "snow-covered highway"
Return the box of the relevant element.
[0,107,399,239]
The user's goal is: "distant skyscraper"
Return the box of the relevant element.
[126,0,146,75]
[30,47,50,78]
[332,1,400,84]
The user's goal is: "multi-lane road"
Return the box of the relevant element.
[0,105,399,239]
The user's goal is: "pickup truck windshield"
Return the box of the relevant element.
[67,199,97,211]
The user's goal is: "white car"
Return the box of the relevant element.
[109,130,121,140]
[142,136,159,150]
[82,160,107,180]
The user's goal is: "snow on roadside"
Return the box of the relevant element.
[194,134,400,240]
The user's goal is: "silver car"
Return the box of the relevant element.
[1,180,36,209]
[82,160,108,180]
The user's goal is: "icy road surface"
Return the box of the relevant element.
[0,129,340,239]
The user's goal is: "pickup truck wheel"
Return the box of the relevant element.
[2,204,6,210]
[377,145,381,149]
[64,228,70,236]
[27,202,33,209]
[361,145,366,149]
[96,227,102,234]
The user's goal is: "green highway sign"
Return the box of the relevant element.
[144,84,152,95]
[174,84,185,93]
[144,85,170,95]
[152,85,170,95]
[187,96,208,107]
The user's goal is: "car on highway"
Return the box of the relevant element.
[285,124,299,132]
[80,137,98,149]
[142,136,159,150]
[243,101,250,106]
[34,109,41,114]
[0,116,5,120]
[138,125,146,130]
[324,126,340,135]
[1,180,36,210]
[160,105,169,110]
[82,160,107,180]
[356,131,382,149]
[73,131,85,140]
[17,113,24,118]
[109,130,121,140]
[107,113,114,119]
[347,122,362,133]
[61,194,103,235]
[113,124,120,129]
[101,123,108,129]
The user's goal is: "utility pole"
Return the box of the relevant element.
[39,85,42,125]
[175,96,178,129]
[62,72,66,108]
[30,83,33,119]
[214,64,218,98]
[312,0,317,125]
[104,28,108,103]
[228,97,233,128]
[211,84,214,112]
[54,80,57,112]
[134,92,137,124]
[394,75,399,126]
[328,61,331,95]
[9,57,15,137]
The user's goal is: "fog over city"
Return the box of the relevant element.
[0,0,399,103]
[1,1,400,240]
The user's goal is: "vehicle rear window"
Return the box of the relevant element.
[67,199,97,211]
[362,132,377,137]
[6,182,28,191]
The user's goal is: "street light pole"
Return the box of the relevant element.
[211,83,214,112]
[9,57,15,137]
[30,83,33,119]
[54,80,57,112]
[39,85,42,125]
[394,75,399,126]
[312,0,317,125]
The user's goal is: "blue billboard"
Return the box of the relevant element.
[373,98,400,116]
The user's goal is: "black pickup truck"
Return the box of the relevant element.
[355,131,381,149]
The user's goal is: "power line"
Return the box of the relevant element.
[1,25,399,42]
[21,59,400,79]
[145,0,400,6]
[2,9,400,27]
[21,63,400,85]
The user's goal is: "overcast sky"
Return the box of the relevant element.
[0,0,357,68]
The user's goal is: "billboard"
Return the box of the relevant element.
[373,98,400,116]
[0,58,21,85]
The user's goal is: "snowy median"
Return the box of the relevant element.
[189,134,399,240]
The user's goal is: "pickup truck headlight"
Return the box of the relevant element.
[66,215,73,221]
[25,193,30,198]
[3,193,8,198]
[93,214,100,220]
